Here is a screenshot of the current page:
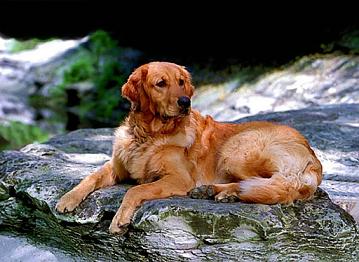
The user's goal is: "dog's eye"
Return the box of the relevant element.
[179,79,184,86]
[156,80,166,88]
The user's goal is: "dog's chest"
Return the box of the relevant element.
[123,141,155,179]
[114,125,196,180]
[114,130,152,179]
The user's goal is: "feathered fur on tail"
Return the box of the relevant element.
[239,162,320,204]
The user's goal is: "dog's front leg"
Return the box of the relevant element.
[56,160,128,213]
[109,167,195,235]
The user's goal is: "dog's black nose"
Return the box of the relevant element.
[177,96,191,108]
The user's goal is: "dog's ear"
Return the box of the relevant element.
[122,65,148,104]
[180,66,194,97]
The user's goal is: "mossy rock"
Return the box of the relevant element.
[0,105,359,261]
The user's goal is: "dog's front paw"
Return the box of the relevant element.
[109,221,129,235]
[56,192,81,213]
[188,185,216,199]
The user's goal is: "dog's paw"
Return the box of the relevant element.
[109,222,129,235]
[188,185,216,199]
[55,192,81,213]
[214,192,240,203]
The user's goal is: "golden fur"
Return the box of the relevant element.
[56,62,323,234]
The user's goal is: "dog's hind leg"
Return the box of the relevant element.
[190,129,322,204]
[189,183,241,203]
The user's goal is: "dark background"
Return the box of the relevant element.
[1,1,358,65]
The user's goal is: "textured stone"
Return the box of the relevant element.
[193,55,359,122]
[0,104,358,261]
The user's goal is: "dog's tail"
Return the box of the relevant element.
[239,161,322,204]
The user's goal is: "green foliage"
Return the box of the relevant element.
[90,30,118,56]
[191,64,268,87]
[49,30,127,126]
[339,30,359,54]
[0,121,49,151]
[63,55,95,83]
[8,38,46,53]
[321,30,359,54]
[92,60,126,119]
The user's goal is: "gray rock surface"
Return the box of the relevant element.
[0,37,88,126]
[0,235,74,262]
[193,54,359,122]
[0,104,359,261]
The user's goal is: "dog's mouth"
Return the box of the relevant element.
[180,107,190,115]
[161,108,190,121]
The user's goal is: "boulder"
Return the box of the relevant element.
[0,104,359,261]
[193,54,359,122]
[0,235,74,261]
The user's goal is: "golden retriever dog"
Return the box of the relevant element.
[56,61,323,235]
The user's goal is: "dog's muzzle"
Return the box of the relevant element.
[177,96,191,109]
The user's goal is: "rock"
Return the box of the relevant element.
[0,235,74,262]
[0,95,34,125]
[0,104,359,260]
[0,36,89,132]
[193,54,359,122]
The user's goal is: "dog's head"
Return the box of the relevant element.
[122,62,194,120]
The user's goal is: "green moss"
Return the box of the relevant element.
[147,207,264,243]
